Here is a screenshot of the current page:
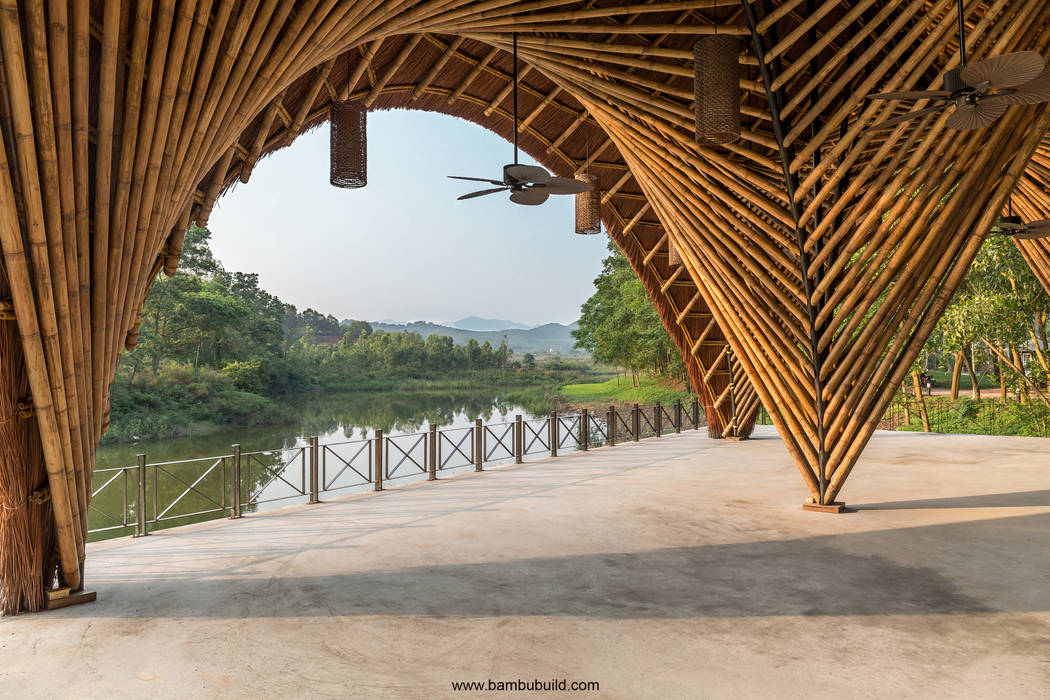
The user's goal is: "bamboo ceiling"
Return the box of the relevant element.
[2,0,1050,602]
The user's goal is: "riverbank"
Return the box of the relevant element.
[102,362,613,445]
[557,375,694,412]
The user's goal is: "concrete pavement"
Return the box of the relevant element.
[2,427,1049,698]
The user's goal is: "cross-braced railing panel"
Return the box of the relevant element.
[322,440,373,492]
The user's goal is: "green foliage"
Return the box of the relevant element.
[932,234,1050,396]
[573,241,685,380]
[105,363,285,443]
[889,396,1050,437]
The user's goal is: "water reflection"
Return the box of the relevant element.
[96,389,553,469]
[89,390,554,541]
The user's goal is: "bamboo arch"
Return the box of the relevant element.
[2,1,1050,612]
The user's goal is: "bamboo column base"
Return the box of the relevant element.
[43,589,97,611]
[802,502,847,514]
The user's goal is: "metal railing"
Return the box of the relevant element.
[88,398,704,540]
[879,395,1050,437]
[756,395,1050,438]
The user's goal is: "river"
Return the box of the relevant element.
[88,389,555,541]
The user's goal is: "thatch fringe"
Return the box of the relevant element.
[0,262,55,615]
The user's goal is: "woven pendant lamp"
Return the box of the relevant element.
[693,35,741,145]
[330,101,367,188]
[574,173,602,234]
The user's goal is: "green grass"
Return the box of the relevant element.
[926,368,997,390]
[558,375,694,409]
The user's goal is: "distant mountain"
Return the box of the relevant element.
[341,318,582,354]
[449,316,531,331]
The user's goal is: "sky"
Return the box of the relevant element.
[208,110,610,327]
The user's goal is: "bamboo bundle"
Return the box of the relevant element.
[1,0,1050,613]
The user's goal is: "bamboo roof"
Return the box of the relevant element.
[1,1,1050,606]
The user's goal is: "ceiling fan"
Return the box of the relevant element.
[866,2,1050,131]
[448,34,592,206]
[990,198,1050,240]
[992,216,1050,240]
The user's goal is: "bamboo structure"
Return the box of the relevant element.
[2,1,1050,611]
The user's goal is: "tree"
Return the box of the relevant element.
[935,235,1050,404]
[465,338,481,368]
[573,241,682,385]
[342,319,373,343]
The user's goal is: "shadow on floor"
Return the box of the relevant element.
[39,511,1050,621]
[854,489,1050,510]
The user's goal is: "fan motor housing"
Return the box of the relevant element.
[943,67,969,95]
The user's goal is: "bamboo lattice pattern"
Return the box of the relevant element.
[2,1,1050,609]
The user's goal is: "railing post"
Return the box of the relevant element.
[309,436,319,504]
[608,406,616,446]
[655,401,663,437]
[674,400,682,433]
[428,424,438,480]
[581,408,589,451]
[135,453,148,536]
[230,444,242,518]
[514,414,523,463]
[633,403,640,442]
[550,411,558,457]
[475,418,484,471]
[374,430,384,491]
[692,396,700,429]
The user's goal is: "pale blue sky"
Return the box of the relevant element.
[209,110,609,326]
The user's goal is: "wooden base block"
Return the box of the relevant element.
[802,502,846,513]
[724,436,747,442]
[47,586,71,601]
[45,590,96,610]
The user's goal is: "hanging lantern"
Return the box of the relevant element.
[330,101,367,188]
[693,36,741,145]
[574,173,601,234]
[667,236,683,268]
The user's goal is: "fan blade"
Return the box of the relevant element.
[945,99,1009,130]
[448,175,506,186]
[868,90,951,101]
[504,164,551,184]
[1017,220,1050,239]
[995,221,1028,231]
[1013,228,1050,240]
[541,177,594,195]
[990,66,1050,105]
[960,51,1045,90]
[457,187,508,200]
[864,104,949,132]
[509,188,550,206]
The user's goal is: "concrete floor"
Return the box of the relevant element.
[2,427,1049,699]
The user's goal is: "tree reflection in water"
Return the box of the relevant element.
[89,390,553,541]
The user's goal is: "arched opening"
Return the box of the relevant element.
[0,19,751,609]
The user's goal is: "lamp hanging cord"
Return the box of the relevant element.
[957,0,967,67]
[513,32,519,165]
